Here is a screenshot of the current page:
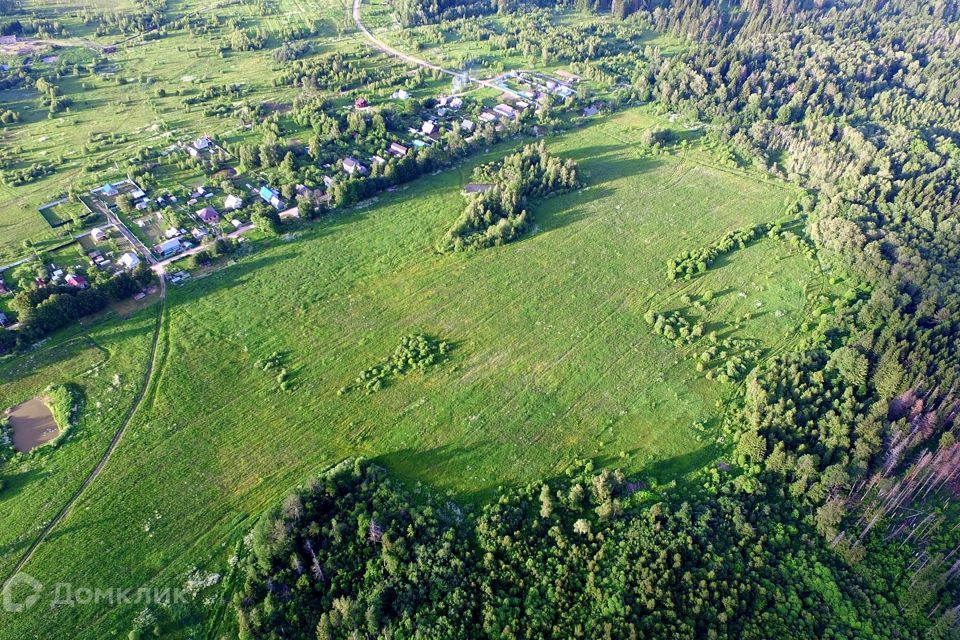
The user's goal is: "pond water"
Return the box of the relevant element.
[7,397,60,453]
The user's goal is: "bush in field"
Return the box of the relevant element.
[342,334,449,395]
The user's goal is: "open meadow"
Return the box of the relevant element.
[0,107,823,638]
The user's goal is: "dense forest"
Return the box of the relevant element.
[237,460,948,639]
[236,0,960,636]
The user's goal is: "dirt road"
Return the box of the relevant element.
[351,0,498,91]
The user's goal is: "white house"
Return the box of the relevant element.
[224,194,243,210]
[91,227,106,243]
[460,119,475,132]
[119,252,141,270]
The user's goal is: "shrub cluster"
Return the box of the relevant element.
[341,334,448,395]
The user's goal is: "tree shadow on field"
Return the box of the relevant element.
[0,468,47,504]
[372,443,516,507]
[375,435,724,509]
[532,186,616,236]
[0,337,97,391]
[577,149,666,183]
[593,441,723,492]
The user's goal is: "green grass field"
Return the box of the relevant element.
[0,310,158,581]
[0,108,822,638]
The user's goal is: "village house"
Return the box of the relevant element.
[343,157,368,176]
[259,186,283,209]
[101,183,119,197]
[460,119,475,133]
[192,228,208,241]
[156,238,183,258]
[224,194,243,210]
[449,97,463,110]
[119,252,141,270]
[388,142,409,158]
[196,206,220,224]
[479,112,497,123]
[65,274,89,288]
[422,120,439,137]
[323,175,335,189]
[370,155,386,166]
[354,97,369,109]
[91,227,106,243]
[493,104,516,120]
[392,89,410,100]
[187,136,212,158]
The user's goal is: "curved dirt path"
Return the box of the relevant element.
[352,0,497,90]
[2,277,166,588]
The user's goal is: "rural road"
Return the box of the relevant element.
[152,223,254,275]
[351,0,499,91]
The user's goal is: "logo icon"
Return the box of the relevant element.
[2,572,43,613]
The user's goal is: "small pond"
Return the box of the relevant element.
[6,397,60,453]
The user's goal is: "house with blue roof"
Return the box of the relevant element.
[259,186,278,202]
